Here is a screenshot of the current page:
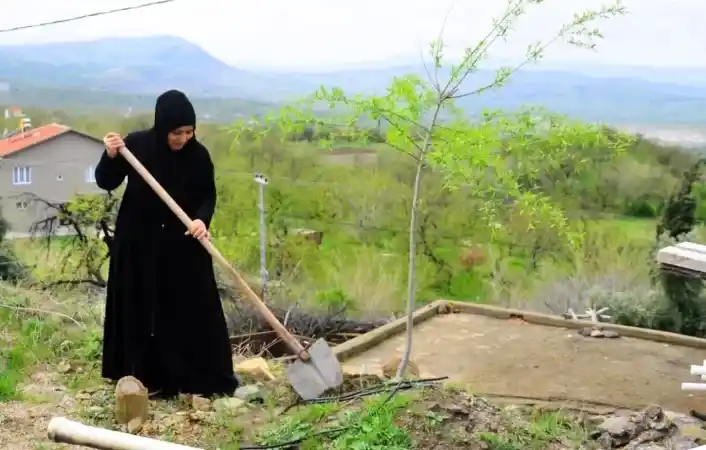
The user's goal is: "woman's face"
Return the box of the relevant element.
[167,125,195,151]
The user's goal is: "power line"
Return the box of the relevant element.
[0,0,176,33]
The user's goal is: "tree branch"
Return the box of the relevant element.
[0,302,84,328]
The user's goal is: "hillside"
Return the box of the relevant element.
[2,36,706,124]
[0,83,275,120]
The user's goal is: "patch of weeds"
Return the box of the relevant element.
[478,409,589,450]
[53,328,104,391]
[75,395,116,430]
[0,303,104,400]
[524,409,589,444]
[477,432,522,450]
[421,410,447,429]
[0,312,53,401]
[256,403,341,447]
[330,394,413,450]
[58,327,103,362]
[0,344,27,400]
[200,410,245,450]
[255,394,415,450]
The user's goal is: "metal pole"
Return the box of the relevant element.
[254,173,269,298]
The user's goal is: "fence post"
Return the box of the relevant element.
[254,173,269,298]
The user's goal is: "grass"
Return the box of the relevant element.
[7,215,669,315]
[0,270,602,449]
[0,214,682,448]
[10,236,109,283]
[0,282,104,401]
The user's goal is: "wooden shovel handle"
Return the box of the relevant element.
[117,147,310,361]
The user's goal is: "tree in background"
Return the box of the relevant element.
[231,0,630,376]
[653,160,706,336]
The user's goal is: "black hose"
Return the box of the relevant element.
[281,376,449,412]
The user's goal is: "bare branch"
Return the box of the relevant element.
[0,302,84,328]
[441,0,524,98]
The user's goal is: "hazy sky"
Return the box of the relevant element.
[0,0,704,70]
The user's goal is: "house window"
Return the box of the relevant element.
[85,165,96,183]
[12,166,31,185]
[15,201,28,210]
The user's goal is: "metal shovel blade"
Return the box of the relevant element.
[285,338,344,400]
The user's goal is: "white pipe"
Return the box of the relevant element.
[691,365,706,376]
[682,382,706,391]
[47,417,203,450]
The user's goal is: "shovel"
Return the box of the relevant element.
[117,146,343,400]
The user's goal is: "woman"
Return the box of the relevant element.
[96,89,238,399]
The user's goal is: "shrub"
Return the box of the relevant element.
[0,207,27,282]
[652,160,706,336]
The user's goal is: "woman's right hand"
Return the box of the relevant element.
[103,132,124,159]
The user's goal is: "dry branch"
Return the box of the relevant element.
[219,282,389,354]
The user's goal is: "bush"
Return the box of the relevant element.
[623,198,659,218]
[0,207,26,282]
[651,160,706,337]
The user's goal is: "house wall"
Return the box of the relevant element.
[0,132,106,233]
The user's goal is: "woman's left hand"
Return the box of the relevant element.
[185,219,210,240]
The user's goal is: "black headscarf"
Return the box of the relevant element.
[153,90,197,139]
[150,89,201,189]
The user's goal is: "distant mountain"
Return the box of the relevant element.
[2,35,706,124]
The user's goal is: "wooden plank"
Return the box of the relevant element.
[656,246,706,273]
[676,242,706,255]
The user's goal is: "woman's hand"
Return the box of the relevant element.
[185,219,210,240]
[102,132,124,159]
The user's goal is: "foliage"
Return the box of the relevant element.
[0,286,103,400]
[0,206,27,282]
[653,160,706,336]
[9,0,706,341]
[230,0,628,379]
[28,192,119,287]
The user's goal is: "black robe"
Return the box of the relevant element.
[95,129,238,398]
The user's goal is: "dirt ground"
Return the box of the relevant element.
[344,313,706,414]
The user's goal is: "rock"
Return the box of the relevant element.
[87,406,105,415]
[127,417,143,434]
[437,302,460,314]
[669,435,700,450]
[57,361,72,373]
[599,415,636,436]
[642,404,673,432]
[114,376,149,432]
[579,327,593,337]
[603,330,621,338]
[667,410,703,428]
[590,329,605,338]
[593,405,684,449]
[679,424,706,443]
[342,362,384,379]
[188,410,209,422]
[381,356,420,379]
[75,392,92,401]
[234,357,275,382]
[234,385,264,404]
[213,397,247,414]
[191,395,212,411]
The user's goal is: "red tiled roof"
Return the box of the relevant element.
[0,123,72,157]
